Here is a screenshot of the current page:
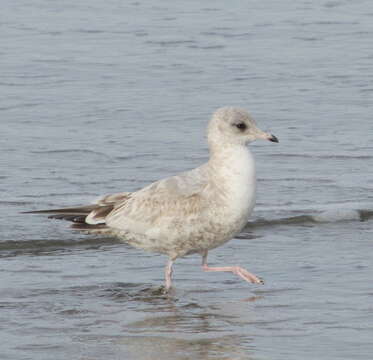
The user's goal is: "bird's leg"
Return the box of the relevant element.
[164,259,174,292]
[201,251,264,284]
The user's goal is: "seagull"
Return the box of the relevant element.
[25,107,278,292]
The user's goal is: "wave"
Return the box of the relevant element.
[248,208,373,228]
[1,208,372,257]
[0,237,121,256]
[268,153,373,160]
[31,149,110,158]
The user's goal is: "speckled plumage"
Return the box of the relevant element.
[104,147,256,259]
[26,107,278,290]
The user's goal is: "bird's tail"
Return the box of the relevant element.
[23,192,131,234]
[23,204,113,234]
[22,205,97,223]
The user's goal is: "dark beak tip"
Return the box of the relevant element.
[269,135,279,143]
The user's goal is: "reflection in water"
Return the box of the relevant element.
[116,335,254,360]
[99,283,258,360]
[241,296,263,303]
[8,281,259,359]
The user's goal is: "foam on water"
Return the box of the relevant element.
[311,209,362,223]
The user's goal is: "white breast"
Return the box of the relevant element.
[208,145,256,230]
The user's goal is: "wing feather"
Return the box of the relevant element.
[106,166,208,229]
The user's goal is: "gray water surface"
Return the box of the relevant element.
[1,1,373,359]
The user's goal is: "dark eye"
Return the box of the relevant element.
[235,122,247,131]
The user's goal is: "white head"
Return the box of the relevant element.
[207,107,278,150]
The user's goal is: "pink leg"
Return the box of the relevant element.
[164,259,174,292]
[201,252,264,285]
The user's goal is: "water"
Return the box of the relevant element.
[1,0,373,359]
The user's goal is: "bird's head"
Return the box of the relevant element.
[207,107,278,149]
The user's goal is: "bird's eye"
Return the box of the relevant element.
[235,123,247,131]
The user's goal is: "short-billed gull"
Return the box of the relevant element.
[26,107,278,291]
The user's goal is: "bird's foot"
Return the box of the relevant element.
[202,264,264,285]
[233,266,264,285]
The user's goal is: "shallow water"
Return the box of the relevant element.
[1,0,373,359]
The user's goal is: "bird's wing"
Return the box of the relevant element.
[106,165,209,230]
[24,166,209,231]
[24,192,132,225]
[84,192,132,224]
[94,192,132,206]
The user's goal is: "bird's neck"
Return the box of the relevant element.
[207,144,256,213]
[208,143,255,175]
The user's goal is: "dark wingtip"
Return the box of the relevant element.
[21,205,97,215]
[21,210,52,214]
[269,134,279,143]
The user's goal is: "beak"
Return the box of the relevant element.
[255,128,279,143]
[268,134,279,143]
